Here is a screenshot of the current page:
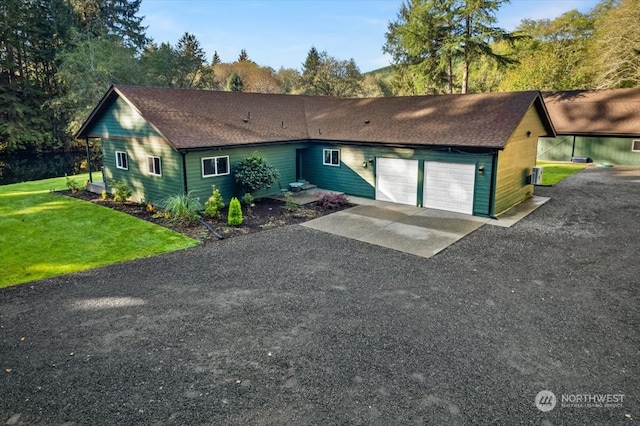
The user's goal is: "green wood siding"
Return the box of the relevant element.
[494,106,542,215]
[102,138,183,204]
[537,136,574,161]
[89,97,160,139]
[300,143,494,216]
[538,135,640,165]
[89,97,184,204]
[184,144,304,204]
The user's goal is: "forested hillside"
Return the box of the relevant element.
[1,0,638,156]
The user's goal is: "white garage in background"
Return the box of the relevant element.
[375,157,418,205]
[424,162,476,214]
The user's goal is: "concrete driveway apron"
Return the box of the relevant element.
[302,199,490,258]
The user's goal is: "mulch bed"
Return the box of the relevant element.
[58,190,350,243]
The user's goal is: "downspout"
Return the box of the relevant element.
[180,150,188,194]
[487,152,498,219]
[180,149,224,240]
[85,137,93,183]
[571,135,576,159]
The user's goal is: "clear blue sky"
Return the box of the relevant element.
[138,0,600,72]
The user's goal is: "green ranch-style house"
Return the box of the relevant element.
[539,87,640,165]
[76,85,555,217]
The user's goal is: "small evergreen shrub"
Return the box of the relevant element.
[317,193,349,209]
[162,192,202,224]
[241,193,255,206]
[284,191,298,212]
[233,153,280,194]
[111,180,132,202]
[227,197,243,226]
[65,175,80,193]
[204,185,225,218]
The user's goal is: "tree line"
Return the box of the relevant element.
[1,0,638,156]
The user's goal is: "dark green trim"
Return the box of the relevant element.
[488,153,498,218]
[417,159,425,207]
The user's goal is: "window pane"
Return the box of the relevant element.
[331,150,339,165]
[121,153,127,169]
[216,157,229,174]
[324,150,331,164]
[148,157,161,175]
[633,140,640,152]
[203,158,215,175]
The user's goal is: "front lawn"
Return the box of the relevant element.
[536,161,586,185]
[0,174,198,288]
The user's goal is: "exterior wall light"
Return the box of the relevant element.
[362,162,368,168]
[478,165,485,174]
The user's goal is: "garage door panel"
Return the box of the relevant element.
[376,158,418,205]
[424,161,475,214]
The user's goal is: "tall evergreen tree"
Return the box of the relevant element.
[238,49,249,62]
[69,0,148,50]
[227,73,243,91]
[301,47,322,92]
[384,0,512,94]
[174,32,207,88]
[212,51,221,66]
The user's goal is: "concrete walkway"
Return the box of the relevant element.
[303,195,549,258]
[303,199,489,258]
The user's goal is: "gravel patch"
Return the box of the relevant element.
[1,167,638,425]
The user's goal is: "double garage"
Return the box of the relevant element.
[375,158,478,215]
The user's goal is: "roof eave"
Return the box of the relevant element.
[74,85,177,150]
[74,85,117,140]
[555,131,640,138]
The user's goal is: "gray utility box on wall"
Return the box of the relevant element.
[531,166,544,185]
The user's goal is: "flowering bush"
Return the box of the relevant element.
[316,193,349,209]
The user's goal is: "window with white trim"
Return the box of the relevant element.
[202,156,230,177]
[147,156,162,176]
[632,140,640,152]
[323,149,340,166]
[115,151,128,170]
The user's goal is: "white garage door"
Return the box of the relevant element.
[424,162,475,214]
[376,158,418,205]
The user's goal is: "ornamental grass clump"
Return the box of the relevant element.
[162,191,202,225]
[227,197,243,226]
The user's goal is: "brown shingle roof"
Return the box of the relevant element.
[543,88,640,136]
[77,85,552,150]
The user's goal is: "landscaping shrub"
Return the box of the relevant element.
[204,185,225,219]
[284,191,298,212]
[162,192,202,224]
[317,193,350,209]
[227,197,243,226]
[241,193,255,206]
[233,153,280,194]
[111,180,132,202]
[65,175,80,193]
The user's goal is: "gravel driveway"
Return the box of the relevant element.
[1,167,638,425]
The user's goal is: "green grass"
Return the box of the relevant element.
[536,161,587,185]
[0,174,199,288]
